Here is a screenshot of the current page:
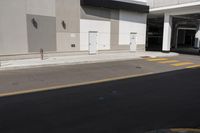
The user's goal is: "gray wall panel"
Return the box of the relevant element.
[27,14,56,52]
[110,10,129,50]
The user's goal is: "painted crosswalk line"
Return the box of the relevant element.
[171,128,200,132]
[159,60,179,64]
[145,58,199,69]
[146,58,169,61]
[186,65,200,69]
[171,62,194,67]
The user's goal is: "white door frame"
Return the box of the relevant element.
[89,31,98,55]
[130,32,137,52]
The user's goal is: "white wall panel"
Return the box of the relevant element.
[119,10,147,45]
[26,0,55,16]
[80,19,111,51]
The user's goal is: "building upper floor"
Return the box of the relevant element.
[148,0,200,9]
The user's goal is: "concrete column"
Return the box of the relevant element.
[195,25,200,48]
[162,13,172,52]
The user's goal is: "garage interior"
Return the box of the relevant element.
[146,13,200,55]
[146,14,164,51]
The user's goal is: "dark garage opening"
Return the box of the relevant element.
[172,28,200,55]
[171,14,200,55]
[146,15,164,51]
[177,29,196,48]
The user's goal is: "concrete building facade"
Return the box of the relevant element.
[0,0,149,56]
[147,0,200,53]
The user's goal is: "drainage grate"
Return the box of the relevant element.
[141,56,151,58]
[136,66,142,69]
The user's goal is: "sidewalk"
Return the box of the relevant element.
[0,51,178,71]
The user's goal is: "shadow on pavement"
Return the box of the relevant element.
[171,48,200,56]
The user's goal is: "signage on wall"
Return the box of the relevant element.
[31,18,38,29]
[62,20,66,30]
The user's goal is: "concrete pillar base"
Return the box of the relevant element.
[162,13,172,52]
[162,51,170,53]
[195,25,200,48]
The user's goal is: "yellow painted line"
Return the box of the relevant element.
[159,60,179,64]
[186,64,200,69]
[171,128,200,132]
[146,58,169,62]
[171,62,194,67]
[0,72,154,98]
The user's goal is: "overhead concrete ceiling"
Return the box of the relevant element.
[175,13,200,21]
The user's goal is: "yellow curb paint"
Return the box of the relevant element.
[146,58,169,61]
[171,128,200,132]
[0,72,154,98]
[159,60,179,64]
[171,62,194,67]
[186,64,200,69]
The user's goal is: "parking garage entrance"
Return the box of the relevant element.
[176,28,196,49]
[147,13,200,55]
[171,15,200,55]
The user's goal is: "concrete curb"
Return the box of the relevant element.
[0,52,179,71]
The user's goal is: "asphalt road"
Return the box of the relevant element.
[1,54,199,96]
[0,55,199,133]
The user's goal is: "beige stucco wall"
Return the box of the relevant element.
[0,0,28,55]
[56,0,80,52]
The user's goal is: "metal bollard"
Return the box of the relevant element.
[40,48,44,60]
